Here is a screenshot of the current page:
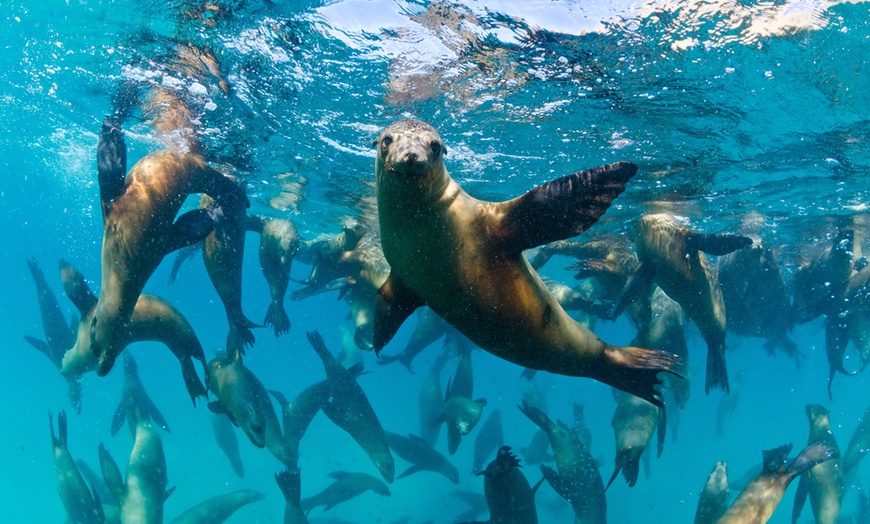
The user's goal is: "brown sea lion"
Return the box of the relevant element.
[695,461,729,524]
[245,216,300,337]
[716,442,837,524]
[49,411,105,524]
[373,119,682,407]
[92,117,248,377]
[606,388,664,489]
[613,213,752,394]
[59,260,208,406]
[791,404,843,524]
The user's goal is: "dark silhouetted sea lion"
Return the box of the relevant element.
[92,117,248,377]
[377,307,451,373]
[373,119,681,407]
[717,442,837,524]
[275,468,308,524]
[49,411,105,524]
[472,409,504,475]
[613,213,751,394]
[477,446,544,524]
[300,471,390,514]
[418,348,450,447]
[111,352,170,437]
[843,402,870,476]
[268,381,329,468]
[385,431,460,484]
[792,405,843,524]
[210,411,244,478]
[168,490,264,524]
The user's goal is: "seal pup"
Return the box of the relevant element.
[695,461,729,524]
[168,490,264,524]
[25,258,82,413]
[791,404,843,524]
[385,431,460,484]
[111,352,170,437]
[300,471,391,514]
[210,411,244,478]
[373,119,681,406]
[606,388,664,489]
[206,349,290,466]
[275,469,308,524]
[612,213,752,394]
[476,446,544,524]
[92,115,248,376]
[518,401,606,524]
[59,260,208,406]
[306,330,395,482]
[99,412,172,524]
[716,442,838,524]
[49,411,105,524]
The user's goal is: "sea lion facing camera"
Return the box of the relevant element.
[373,119,682,407]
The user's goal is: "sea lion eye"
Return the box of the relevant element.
[381,136,393,151]
[431,141,442,156]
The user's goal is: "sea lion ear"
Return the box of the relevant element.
[372,137,379,148]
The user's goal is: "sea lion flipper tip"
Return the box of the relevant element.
[602,346,683,408]
[496,161,638,253]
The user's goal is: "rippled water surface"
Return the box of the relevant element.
[2,1,870,523]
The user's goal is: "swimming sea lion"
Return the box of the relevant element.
[385,431,460,484]
[306,330,395,482]
[419,348,450,447]
[210,411,244,478]
[25,258,82,413]
[245,215,300,337]
[92,116,248,376]
[519,400,606,524]
[613,213,752,394]
[300,471,391,514]
[99,414,172,524]
[49,411,105,524]
[59,260,208,406]
[606,388,664,489]
[472,409,504,475]
[111,352,170,437]
[275,469,308,524]
[373,119,681,406]
[452,489,488,524]
[791,404,843,524]
[442,348,487,455]
[268,382,329,468]
[694,461,728,524]
[635,287,690,409]
[843,402,870,476]
[168,490,264,524]
[716,442,838,524]
[477,446,544,524]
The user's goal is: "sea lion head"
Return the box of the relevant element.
[375,119,447,193]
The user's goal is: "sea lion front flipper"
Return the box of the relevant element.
[494,162,637,253]
[791,474,810,524]
[23,336,51,358]
[97,117,127,220]
[610,262,656,320]
[600,345,684,408]
[98,443,126,504]
[164,209,216,256]
[685,233,752,256]
[208,401,240,427]
[374,273,425,354]
[167,243,202,285]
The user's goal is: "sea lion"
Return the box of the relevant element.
[373,119,681,406]
[294,222,368,293]
[300,471,391,514]
[49,411,105,524]
[167,490,264,524]
[694,461,729,524]
[635,287,690,409]
[442,348,487,455]
[606,388,664,489]
[377,307,451,373]
[716,442,838,524]
[275,469,308,524]
[92,116,248,376]
[206,349,290,467]
[245,215,300,337]
[306,330,395,482]
[792,404,843,524]
[843,402,870,476]
[385,431,460,484]
[519,401,606,524]
[613,213,752,394]
[521,428,554,466]
[472,409,504,475]
[111,352,170,437]
[210,410,244,478]
[419,348,450,447]
[476,446,544,524]
[59,260,208,406]
[99,414,172,524]
[25,258,82,413]
[268,382,329,468]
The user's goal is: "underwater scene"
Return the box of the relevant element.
[3,0,870,522]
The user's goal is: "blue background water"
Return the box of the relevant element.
[2,0,870,522]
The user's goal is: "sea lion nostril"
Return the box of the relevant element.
[405,151,418,163]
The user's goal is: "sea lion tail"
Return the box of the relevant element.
[264,300,290,337]
[601,345,685,409]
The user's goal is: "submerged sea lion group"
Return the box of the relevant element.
[25,27,868,524]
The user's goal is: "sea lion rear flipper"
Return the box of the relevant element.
[164,209,216,255]
[686,233,752,256]
[397,464,423,480]
[791,474,809,524]
[610,262,655,321]
[601,345,684,408]
[374,273,425,354]
[705,342,730,395]
[657,405,666,458]
[97,117,127,220]
[23,336,51,358]
[494,161,637,253]
[110,401,127,437]
[167,243,202,285]
[98,443,126,504]
[275,468,301,503]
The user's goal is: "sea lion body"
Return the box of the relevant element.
[93,119,248,376]
[300,471,390,514]
[792,405,843,524]
[607,388,663,488]
[694,461,729,524]
[636,287,690,408]
[50,411,104,524]
[716,442,837,524]
[168,490,264,524]
[374,119,680,406]
[385,431,460,484]
[479,446,542,524]
[472,409,504,475]
[210,410,244,478]
[275,469,308,524]
[249,216,299,337]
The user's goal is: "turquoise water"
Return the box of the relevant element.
[2,0,870,522]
